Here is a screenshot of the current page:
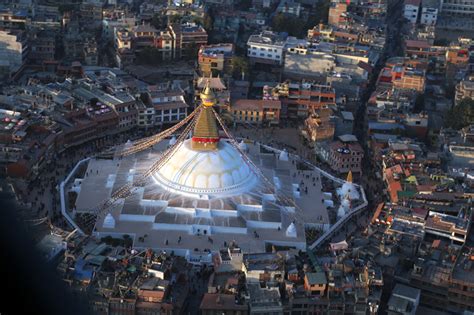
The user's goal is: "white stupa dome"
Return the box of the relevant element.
[279,149,289,161]
[169,135,177,146]
[153,140,257,197]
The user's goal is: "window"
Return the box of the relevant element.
[260,53,265,56]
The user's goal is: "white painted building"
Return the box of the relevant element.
[404,0,421,23]
[137,89,189,128]
[247,31,287,66]
[102,17,136,42]
[441,0,474,16]
[0,30,28,75]
[420,0,439,25]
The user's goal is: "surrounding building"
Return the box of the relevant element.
[455,74,474,104]
[230,99,281,125]
[326,135,364,174]
[0,29,28,76]
[420,0,439,25]
[198,44,234,77]
[328,0,348,26]
[404,0,421,24]
[247,31,287,66]
[387,284,421,315]
[169,22,208,59]
[441,0,474,16]
[271,82,336,118]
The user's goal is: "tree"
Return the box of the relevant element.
[413,94,425,113]
[136,47,161,65]
[272,13,307,38]
[232,56,249,79]
[183,42,199,59]
[203,14,214,31]
[151,13,165,29]
[444,98,474,130]
[168,15,182,24]
[239,0,252,11]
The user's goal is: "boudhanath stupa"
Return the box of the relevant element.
[62,83,365,262]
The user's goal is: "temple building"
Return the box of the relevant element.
[63,84,365,263]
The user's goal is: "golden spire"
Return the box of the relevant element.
[346,170,353,183]
[192,80,219,151]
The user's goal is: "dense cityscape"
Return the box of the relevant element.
[0,0,473,314]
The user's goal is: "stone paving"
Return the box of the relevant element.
[66,138,353,255]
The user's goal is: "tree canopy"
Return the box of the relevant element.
[136,47,162,65]
[444,98,474,130]
[232,56,249,79]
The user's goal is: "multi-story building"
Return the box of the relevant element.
[327,136,364,174]
[79,2,103,29]
[455,75,474,104]
[115,28,132,51]
[387,284,421,315]
[420,0,439,25]
[200,293,249,315]
[102,16,136,42]
[247,31,287,66]
[276,0,301,16]
[441,0,474,16]
[154,30,174,61]
[391,65,426,92]
[137,86,189,128]
[272,82,336,118]
[404,39,444,59]
[404,0,421,24]
[0,29,28,76]
[198,44,234,77]
[0,9,27,30]
[169,23,208,59]
[328,0,348,26]
[29,29,56,65]
[229,99,281,125]
[83,38,98,66]
[132,24,157,52]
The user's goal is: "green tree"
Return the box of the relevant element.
[183,42,200,59]
[413,94,425,113]
[203,13,214,31]
[445,98,474,130]
[136,47,161,65]
[168,15,182,24]
[192,16,204,26]
[232,56,249,79]
[239,0,252,11]
[151,13,165,29]
[272,13,307,38]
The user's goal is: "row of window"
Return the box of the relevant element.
[251,46,279,52]
[249,51,281,58]
[139,108,186,115]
